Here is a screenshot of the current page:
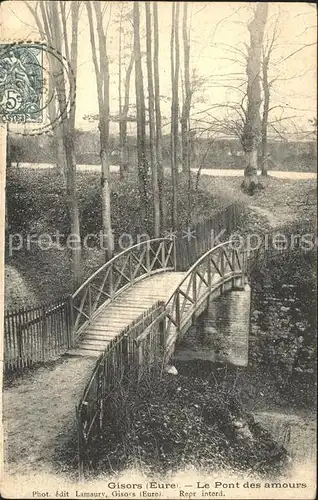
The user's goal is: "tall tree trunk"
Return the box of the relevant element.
[119,51,134,179]
[180,2,192,223]
[53,128,66,178]
[134,1,149,229]
[145,2,160,237]
[119,119,127,178]
[87,1,114,260]
[118,6,124,179]
[174,3,180,177]
[48,100,66,179]
[241,3,268,194]
[27,0,82,286]
[181,2,191,175]
[170,2,180,231]
[27,3,66,180]
[95,2,114,260]
[260,55,270,176]
[153,2,165,227]
[68,2,82,286]
[50,1,82,287]
[65,134,81,288]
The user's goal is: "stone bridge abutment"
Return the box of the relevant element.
[175,284,251,367]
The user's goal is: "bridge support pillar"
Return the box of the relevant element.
[175,284,251,367]
[204,284,251,366]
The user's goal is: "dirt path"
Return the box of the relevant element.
[3,355,96,478]
[254,410,316,465]
[3,176,315,484]
[248,205,282,228]
[21,163,317,180]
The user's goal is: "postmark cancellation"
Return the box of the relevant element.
[0,42,75,135]
[0,44,43,123]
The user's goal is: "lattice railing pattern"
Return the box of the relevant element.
[164,242,246,349]
[71,238,175,339]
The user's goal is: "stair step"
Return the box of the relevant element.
[84,331,113,338]
[68,348,100,358]
[109,304,152,309]
[92,319,138,327]
[80,340,109,349]
[106,307,152,314]
[85,333,116,341]
[85,327,115,334]
[113,297,156,303]
[96,312,146,320]
[128,288,163,301]
[77,346,105,354]
[86,324,122,331]
[85,333,120,340]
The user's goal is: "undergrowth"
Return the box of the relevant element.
[82,368,289,479]
[5,168,242,306]
[250,243,317,408]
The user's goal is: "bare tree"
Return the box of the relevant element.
[86,1,114,259]
[180,2,192,223]
[200,28,315,175]
[26,2,65,179]
[119,51,134,179]
[260,14,316,175]
[145,2,160,237]
[47,84,66,179]
[241,3,268,193]
[133,1,149,228]
[153,2,165,227]
[26,1,82,286]
[170,1,180,230]
[260,44,271,175]
[181,3,191,175]
[116,3,134,179]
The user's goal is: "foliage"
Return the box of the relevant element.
[5,265,37,310]
[88,370,289,478]
[6,168,234,241]
[5,168,240,304]
[6,167,69,235]
[250,241,316,407]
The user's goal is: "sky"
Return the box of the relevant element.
[1,1,317,139]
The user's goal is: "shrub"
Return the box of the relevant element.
[250,237,316,407]
[87,370,288,478]
[6,167,69,235]
[7,168,237,241]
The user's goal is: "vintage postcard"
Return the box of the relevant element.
[0,1,317,499]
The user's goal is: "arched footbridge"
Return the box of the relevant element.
[68,237,247,361]
[3,238,248,477]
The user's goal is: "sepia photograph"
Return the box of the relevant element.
[0,1,317,499]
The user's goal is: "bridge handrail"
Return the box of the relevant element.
[72,237,174,299]
[71,237,175,340]
[165,240,244,307]
[163,241,246,345]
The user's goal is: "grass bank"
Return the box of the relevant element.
[62,369,289,480]
[5,168,242,308]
